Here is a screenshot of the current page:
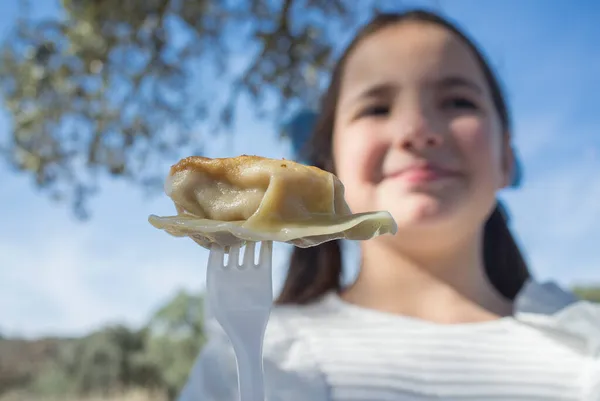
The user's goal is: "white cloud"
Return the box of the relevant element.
[0,192,207,337]
[0,177,294,338]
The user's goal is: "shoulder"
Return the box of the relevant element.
[497,280,600,400]
[515,279,600,349]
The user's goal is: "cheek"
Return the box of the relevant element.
[452,118,504,188]
[333,126,387,210]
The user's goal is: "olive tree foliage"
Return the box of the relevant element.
[0,0,404,219]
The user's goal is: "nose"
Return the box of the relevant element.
[393,110,443,151]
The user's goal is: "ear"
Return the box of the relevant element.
[500,134,514,189]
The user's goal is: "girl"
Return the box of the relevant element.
[179,9,600,401]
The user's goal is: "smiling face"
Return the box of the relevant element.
[333,21,512,240]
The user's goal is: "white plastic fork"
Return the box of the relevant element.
[206,241,273,401]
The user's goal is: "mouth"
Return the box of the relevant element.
[384,162,461,184]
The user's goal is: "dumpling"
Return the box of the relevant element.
[148,155,397,248]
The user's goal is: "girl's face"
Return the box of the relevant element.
[333,22,512,238]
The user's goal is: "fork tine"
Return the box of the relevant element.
[227,244,241,268]
[259,241,273,265]
[243,242,256,266]
[208,243,225,266]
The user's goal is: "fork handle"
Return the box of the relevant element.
[232,337,267,401]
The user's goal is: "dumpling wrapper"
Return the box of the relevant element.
[148,155,397,248]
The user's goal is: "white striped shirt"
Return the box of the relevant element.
[178,280,600,401]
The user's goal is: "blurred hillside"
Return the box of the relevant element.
[0,291,205,401]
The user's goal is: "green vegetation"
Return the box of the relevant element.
[572,285,600,303]
[0,291,205,401]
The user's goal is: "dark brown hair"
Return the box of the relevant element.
[276,9,530,305]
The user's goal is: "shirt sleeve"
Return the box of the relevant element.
[556,300,600,401]
[176,309,329,401]
[516,282,600,400]
[580,302,600,401]
[585,358,600,401]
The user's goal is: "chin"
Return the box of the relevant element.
[383,195,460,229]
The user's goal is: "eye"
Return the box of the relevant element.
[441,96,478,111]
[358,104,390,117]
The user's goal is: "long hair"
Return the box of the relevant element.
[276,10,530,305]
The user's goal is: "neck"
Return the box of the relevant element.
[341,230,514,324]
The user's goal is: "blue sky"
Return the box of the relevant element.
[1,0,599,338]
